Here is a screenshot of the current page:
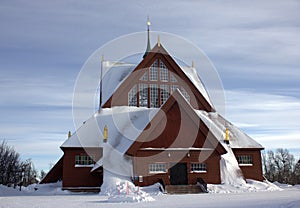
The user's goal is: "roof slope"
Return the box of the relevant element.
[61,106,158,153]
[195,110,264,149]
[102,61,136,105]
[126,89,226,156]
[102,43,214,111]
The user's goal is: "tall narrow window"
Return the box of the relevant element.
[128,85,137,106]
[160,61,168,82]
[160,84,169,105]
[150,60,158,81]
[150,84,158,108]
[139,83,148,107]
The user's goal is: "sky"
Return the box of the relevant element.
[0,0,299,172]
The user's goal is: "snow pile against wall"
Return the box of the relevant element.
[220,146,245,185]
[100,170,155,202]
[208,179,282,194]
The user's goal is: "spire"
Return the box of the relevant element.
[143,17,151,58]
[158,35,161,47]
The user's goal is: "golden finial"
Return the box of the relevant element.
[103,125,108,143]
[101,54,104,62]
[68,131,71,138]
[192,61,195,68]
[158,35,161,47]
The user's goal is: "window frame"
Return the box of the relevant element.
[128,84,137,106]
[190,163,207,173]
[149,163,167,174]
[237,155,253,166]
[75,155,95,167]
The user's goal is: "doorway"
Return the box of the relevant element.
[170,163,188,185]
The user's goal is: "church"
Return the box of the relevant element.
[41,21,264,193]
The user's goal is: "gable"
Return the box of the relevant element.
[126,90,226,156]
[103,43,214,112]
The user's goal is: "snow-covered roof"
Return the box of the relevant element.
[181,66,212,107]
[102,61,136,105]
[195,110,263,149]
[100,60,213,108]
[61,106,158,153]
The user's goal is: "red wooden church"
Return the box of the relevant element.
[41,22,264,192]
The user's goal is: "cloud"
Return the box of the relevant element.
[225,90,300,149]
[1,0,299,171]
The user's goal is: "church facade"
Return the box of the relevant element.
[41,27,264,192]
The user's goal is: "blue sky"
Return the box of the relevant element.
[0,0,299,172]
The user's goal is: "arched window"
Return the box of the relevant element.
[127,59,190,107]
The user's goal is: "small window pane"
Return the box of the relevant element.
[160,61,168,82]
[160,84,170,105]
[149,163,167,173]
[150,84,158,108]
[237,155,253,165]
[128,85,137,106]
[75,155,94,166]
[150,60,158,81]
[139,83,148,107]
[171,85,179,93]
[191,163,206,172]
[170,74,177,82]
[140,71,148,81]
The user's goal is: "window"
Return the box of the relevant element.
[150,84,158,108]
[160,61,168,82]
[75,155,94,167]
[139,83,148,107]
[150,60,158,81]
[128,85,137,106]
[191,163,207,173]
[171,84,179,93]
[170,74,177,82]
[149,163,167,173]
[180,87,190,103]
[237,155,253,166]
[160,84,169,105]
[140,71,148,81]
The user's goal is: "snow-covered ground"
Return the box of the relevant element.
[1,182,300,208]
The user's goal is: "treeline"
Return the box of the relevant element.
[263,148,300,185]
[0,141,38,187]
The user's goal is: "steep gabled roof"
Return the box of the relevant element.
[195,110,264,150]
[103,43,214,111]
[61,107,158,152]
[126,89,226,156]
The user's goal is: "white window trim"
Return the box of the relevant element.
[75,164,94,168]
[237,155,253,165]
[191,163,207,173]
[238,164,253,167]
[149,163,167,174]
[191,170,207,173]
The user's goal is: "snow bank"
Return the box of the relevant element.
[0,182,70,196]
[100,170,155,203]
[208,179,282,194]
